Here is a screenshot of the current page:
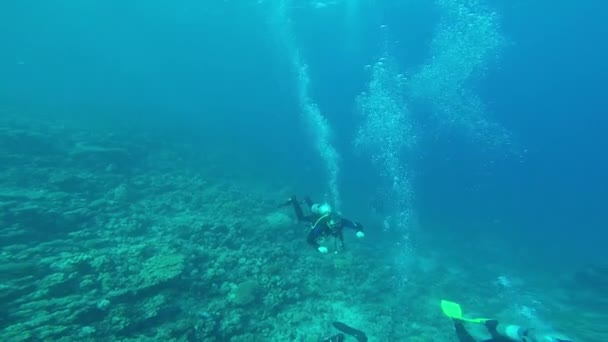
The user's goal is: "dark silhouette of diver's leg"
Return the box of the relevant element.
[291,197,307,221]
[304,196,314,208]
[454,320,476,342]
[484,320,502,340]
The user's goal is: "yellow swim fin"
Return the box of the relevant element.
[440,300,492,324]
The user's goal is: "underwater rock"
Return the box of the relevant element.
[48,173,89,193]
[228,280,259,306]
[69,142,132,171]
[134,254,186,293]
[1,323,33,342]
[0,261,39,280]
[264,211,292,229]
[0,127,60,157]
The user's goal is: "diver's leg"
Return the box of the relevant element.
[291,196,308,221]
[484,320,502,340]
[304,196,314,208]
[454,320,476,342]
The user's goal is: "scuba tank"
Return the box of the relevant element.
[500,324,573,342]
[311,203,332,216]
[502,325,531,341]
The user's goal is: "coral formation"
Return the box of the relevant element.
[0,116,599,341]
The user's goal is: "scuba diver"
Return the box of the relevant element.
[453,319,574,342]
[280,195,365,253]
[441,300,573,342]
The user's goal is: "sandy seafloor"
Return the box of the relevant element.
[1,115,606,341]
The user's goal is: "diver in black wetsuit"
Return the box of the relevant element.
[454,319,517,342]
[454,319,573,342]
[280,195,365,253]
[320,319,571,342]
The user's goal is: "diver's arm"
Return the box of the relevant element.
[342,218,363,231]
[307,226,329,253]
[307,228,321,248]
[342,219,365,239]
[337,229,345,247]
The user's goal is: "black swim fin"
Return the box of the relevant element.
[332,322,368,342]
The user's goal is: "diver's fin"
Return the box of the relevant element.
[332,322,368,342]
[441,300,464,319]
[440,300,492,324]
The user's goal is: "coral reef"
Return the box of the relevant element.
[0,116,601,342]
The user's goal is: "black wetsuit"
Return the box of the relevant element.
[455,320,533,342]
[290,197,362,250]
[455,319,572,342]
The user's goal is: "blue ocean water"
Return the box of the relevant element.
[0,0,606,341]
